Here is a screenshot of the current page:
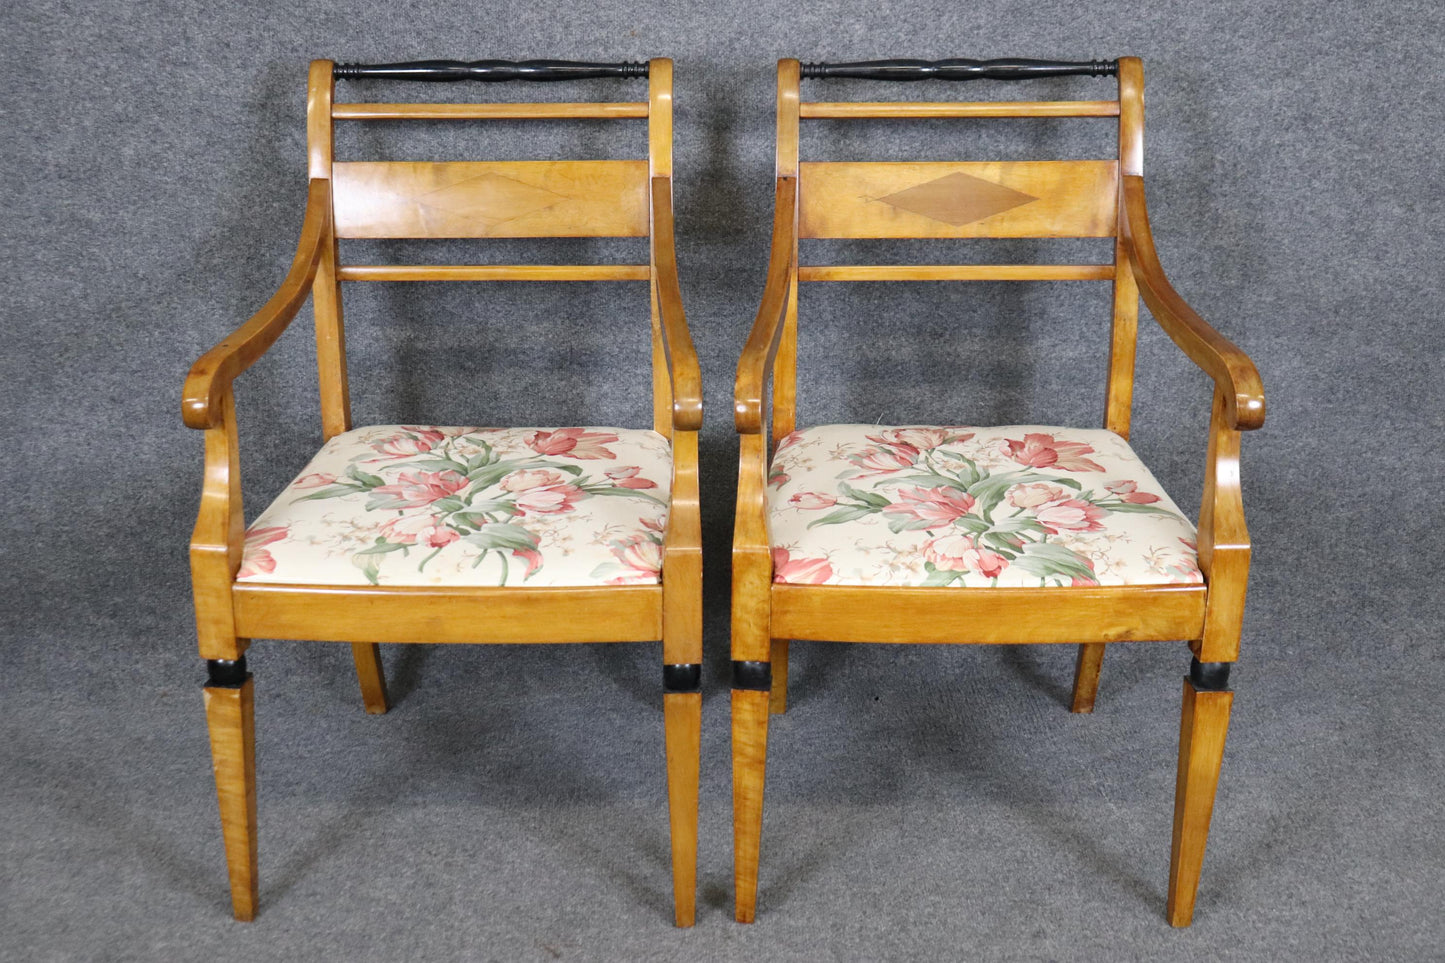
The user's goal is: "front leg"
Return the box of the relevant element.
[1166,657,1233,926]
[204,656,258,921]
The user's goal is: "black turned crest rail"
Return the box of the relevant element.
[801,58,1117,82]
[333,59,649,82]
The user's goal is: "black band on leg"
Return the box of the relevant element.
[731,660,772,691]
[1189,658,1231,692]
[663,663,702,693]
[206,657,250,688]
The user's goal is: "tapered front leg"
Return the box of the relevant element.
[663,664,701,927]
[349,642,389,714]
[1167,659,1234,927]
[204,657,257,921]
[1071,643,1106,713]
[732,660,771,922]
[769,639,790,714]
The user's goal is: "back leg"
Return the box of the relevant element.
[350,642,389,714]
[1071,642,1106,713]
[769,638,790,714]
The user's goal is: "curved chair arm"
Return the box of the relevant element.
[735,177,799,434]
[182,178,331,430]
[1121,175,1265,431]
[650,178,703,431]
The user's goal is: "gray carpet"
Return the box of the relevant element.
[4,0,1444,960]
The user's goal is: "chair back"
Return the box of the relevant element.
[301,58,676,439]
[775,56,1147,436]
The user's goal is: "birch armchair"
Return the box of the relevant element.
[731,57,1264,925]
[183,58,702,925]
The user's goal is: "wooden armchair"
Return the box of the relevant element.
[731,57,1264,925]
[183,58,702,925]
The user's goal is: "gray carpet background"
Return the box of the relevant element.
[4,1,1443,960]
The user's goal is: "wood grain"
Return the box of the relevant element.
[349,643,389,714]
[306,61,334,179]
[190,389,246,661]
[801,100,1120,119]
[333,102,648,120]
[661,427,702,665]
[768,639,789,715]
[731,433,776,666]
[204,679,257,921]
[664,691,701,927]
[1167,678,1233,926]
[1070,643,1106,713]
[648,59,673,179]
[332,160,649,238]
[799,264,1112,282]
[1196,387,1252,663]
[732,687,771,923]
[771,60,801,445]
[650,179,703,432]
[776,59,800,178]
[337,264,649,282]
[734,178,798,434]
[1104,60,1144,431]
[233,583,662,643]
[648,59,677,435]
[771,584,1206,644]
[799,161,1118,239]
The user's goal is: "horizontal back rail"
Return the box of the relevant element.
[801,58,1117,82]
[331,160,650,238]
[333,102,648,120]
[337,264,650,281]
[333,59,649,82]
[800,100,1119,119]
[798,160,1117,239]
[797,264,1113,282]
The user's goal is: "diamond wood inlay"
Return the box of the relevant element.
[877,171,1038,226]
[798,162,1118,238]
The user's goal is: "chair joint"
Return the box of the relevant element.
[663,663,702,693]
[731,660,772,691]
[1189,658,1231,692]
[206,657,250,688]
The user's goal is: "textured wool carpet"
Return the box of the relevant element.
[4,0,1443,959]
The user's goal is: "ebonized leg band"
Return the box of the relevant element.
[663,663,702,693]
[206,657,250,688]
[1188,658,1232,692]
[732,660,772,691]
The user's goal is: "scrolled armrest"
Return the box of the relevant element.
[734,177,798,434]
[182,178,331,429]
[1122,175,1265,430]
[649,178,703,431]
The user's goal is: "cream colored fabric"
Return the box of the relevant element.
[767,424,1201,588]
[239,426,671,587]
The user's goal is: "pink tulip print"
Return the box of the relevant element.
[245,426,669,586]
[769,425,1197,587]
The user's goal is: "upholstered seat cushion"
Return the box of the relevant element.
[767,425,1201,588]
[238,425,671,587]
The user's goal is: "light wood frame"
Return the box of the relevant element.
[183,59,702,926]
[731,58,1264,926]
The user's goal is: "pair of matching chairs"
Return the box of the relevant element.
[185,56,1263,929]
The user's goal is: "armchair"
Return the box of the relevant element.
[731,57,1263,926]
[184,58,702,925]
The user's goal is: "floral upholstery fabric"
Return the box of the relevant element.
[767,425,1201,588]
[239,426,671,587]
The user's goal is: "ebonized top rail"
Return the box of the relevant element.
[801,58,1117,81]
[333,59,650,82]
